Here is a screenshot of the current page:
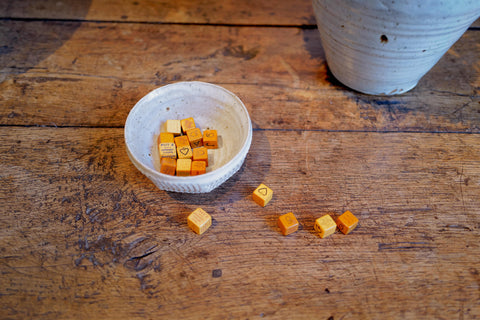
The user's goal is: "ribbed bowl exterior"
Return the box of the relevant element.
[125,81,252,193]
[313,0,480,95]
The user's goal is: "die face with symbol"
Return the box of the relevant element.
[177,146,193,159]
[203,129,218,149]
[192,146,208,166]
[252,183,273,207]
[186,128,203,148]
[278,212,299,235]
[159,142,177,159]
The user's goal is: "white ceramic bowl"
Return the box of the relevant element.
[125,81,252,193]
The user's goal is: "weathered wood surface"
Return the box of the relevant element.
[1,127,479,319]
[1,0,480,319]
[1,0,478,28]
[1,20,479,131]
[0,0,313,25]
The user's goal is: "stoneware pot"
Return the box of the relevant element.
[313,0,480,95]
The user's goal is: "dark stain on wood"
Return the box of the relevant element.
[302,29,325,60]
[378,242,435,251]
[222,45,259,60]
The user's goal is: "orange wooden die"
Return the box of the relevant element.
[186,128,203,148]
[165,119,181,136]
[252,183,273,207]
[176,158,192,176]
[203,129,218,149]
[336,210,359,235]
[160,157,176,176]
[192,146,208,166]
[158,132,174,144]
[181,117,196,134]
[191,161,206,176]
[187,208,212,235]
[314,214,336,238]
[278,212,299,236]
[174,135,190,148]
[177,145,193,159]
[158,142,176,159]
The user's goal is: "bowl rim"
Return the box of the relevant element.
[124,81,252,183]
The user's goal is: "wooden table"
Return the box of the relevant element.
[1,1,479,319]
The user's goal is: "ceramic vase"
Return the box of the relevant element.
[313,0,480,95]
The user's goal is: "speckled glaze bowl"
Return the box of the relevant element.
[313,0,480,95]
[125,81,252,193]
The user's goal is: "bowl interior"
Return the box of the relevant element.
[125,82,250,178]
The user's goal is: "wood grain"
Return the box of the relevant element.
[1,20,479,131]
[0,0,316,25]
[1,127,479,319]
[2,1,480,319]
[1,0,478,28]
